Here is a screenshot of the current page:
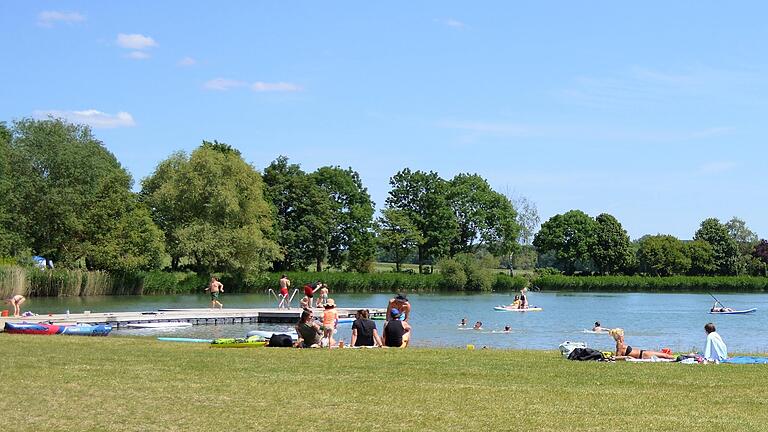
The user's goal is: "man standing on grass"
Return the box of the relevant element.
[205,277,224,309]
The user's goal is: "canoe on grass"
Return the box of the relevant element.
[4,322,111,336]
[493,306,543,312]
[709,308,756,315]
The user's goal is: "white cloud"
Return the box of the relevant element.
[178,57,197,66]
[204,78,247,91]
[436,18,465,29]
[251,81,302,92]
[33,109,136,129]
[38,11,85,27]
[126,51,150,60]
[204,78,302,92]
[116,33,158,50]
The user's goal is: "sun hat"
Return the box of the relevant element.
[324,299,336,308]
[394,293,408,302]
[390,308,401,317]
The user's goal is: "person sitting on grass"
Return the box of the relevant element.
[383,308,411,348]
[351,309,382,347]
[609,328,676,360]
[703,322,728,363]
[295,309,322,348]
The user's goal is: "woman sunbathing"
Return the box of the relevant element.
[609,328,675,360]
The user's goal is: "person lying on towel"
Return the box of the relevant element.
[609,328,676,360]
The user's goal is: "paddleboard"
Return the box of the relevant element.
[158,337,213,343]
[126,322,193,329]
[493,306,543,312]
[709,308,756,315]
[581,329,609,334]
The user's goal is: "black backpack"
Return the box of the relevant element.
[268,334,294,347]
[567,347,605,361]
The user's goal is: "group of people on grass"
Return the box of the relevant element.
[293,293,412,349]
[596,322,728,363]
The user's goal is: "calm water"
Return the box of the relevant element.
[23,291,768,353]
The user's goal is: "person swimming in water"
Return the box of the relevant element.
[459,317,468,327]
[592,321,607,332]
[503,325,511,332]
[473,321,483,330]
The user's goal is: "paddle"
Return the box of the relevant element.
[709,293,728,309]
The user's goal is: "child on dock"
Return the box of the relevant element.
[205,277,223,309]
[316,284,329,308]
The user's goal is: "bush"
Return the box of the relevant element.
[535,275,768,292]
[437,258,466,290]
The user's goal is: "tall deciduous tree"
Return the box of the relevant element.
[0,122,19,257]
[375,208,423,272]
[636,234,690,276]
[8,118,164,270]
[533,210,596,275]
[685,240,716,276]
[312,166,376,272]
[262,156,333,271]
[591,213,634,275]
[385,169,457,273]
[142,141,280,274]
[694,218,739,275]
[446,173,520,257]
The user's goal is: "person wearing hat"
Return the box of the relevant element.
[386,293,411,322]
[321,299,339,348]
[382,308,411,348]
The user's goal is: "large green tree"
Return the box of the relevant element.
[591,213,634,275]
[694,218,739,275]
[636,234,690,276]
[141,141,280,274]
[385,169,458,273]
[312,166,376,272]
[685,240,716,276]
[533,210,596,274]
[375,208,423,272]
[0,122,19,257]
[262,156,333,271]
[7,118,164,270]
[446,173,520,257]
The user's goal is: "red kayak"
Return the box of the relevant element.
[4,322,63,335]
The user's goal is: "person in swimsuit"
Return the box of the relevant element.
[316,284,329,308]
[459,317,468,327]
[518,288,528,309]
[509,295,521,308]
[278,274,291,308]
[609,328,675,360]
[473,321,483,330]
[304,281,322,306]
[386,293,411,322]
[592,321,607,332]
[322,299,339,348]
[4,294,26,317]
[204,277,223,309]
[710,302,733,313]
[382,308,411,348]
[503,325,511,332]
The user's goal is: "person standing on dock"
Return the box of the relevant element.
[205,277,224,309]
[4,294,26,317]
[278,274,291,308]
[386,293,411,322]
[316,283,329,308]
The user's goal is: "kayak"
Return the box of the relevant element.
[211,336,267,348]
[4,322,63,335]
[4,322,111,336]
[493,306,543,312]
[126,322,193,329]
[709,308,756,315]
[60,324,112,336]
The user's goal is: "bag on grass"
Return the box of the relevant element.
[558,341,587,358]
[567,347,605,361]
[268,334,294,347]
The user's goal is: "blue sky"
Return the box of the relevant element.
[2,1,767,240]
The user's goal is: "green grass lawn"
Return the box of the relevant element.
[2,335,767,431]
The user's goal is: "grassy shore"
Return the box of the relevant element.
[2,335,767,431]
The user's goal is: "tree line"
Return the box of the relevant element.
[0,118,525,277]
[533,210,768,276]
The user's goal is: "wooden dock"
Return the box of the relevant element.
[0,307,387,329]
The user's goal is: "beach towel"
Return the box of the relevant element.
[723,356,768,364]
[703,331,728,362]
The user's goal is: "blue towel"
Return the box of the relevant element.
[723,356,768,364]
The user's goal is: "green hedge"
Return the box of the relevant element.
[536,275,768,292]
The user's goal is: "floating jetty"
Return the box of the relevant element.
[0,306,387,330]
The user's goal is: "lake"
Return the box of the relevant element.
[21,291,768,353]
